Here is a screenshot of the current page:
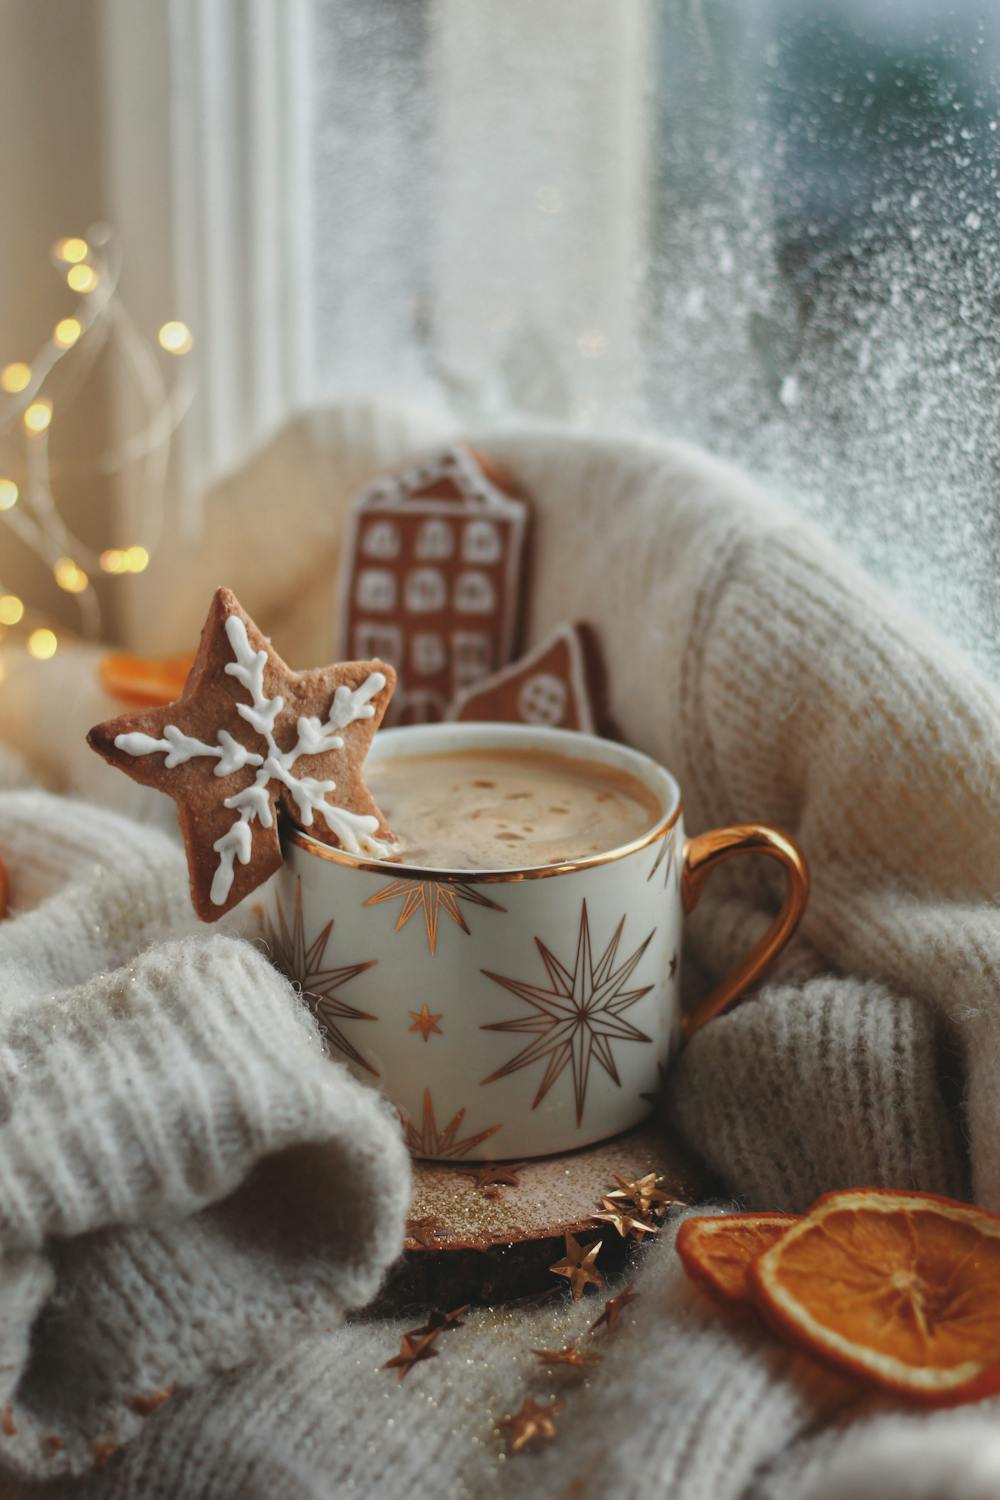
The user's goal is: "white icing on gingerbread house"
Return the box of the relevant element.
[337,446,528,726]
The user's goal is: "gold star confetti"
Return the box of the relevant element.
[92,1438,119,1470]
[408,1004,444,1042]
[589,1282,640,1334]
[405,1214,445,1249]
[592,1198,660,1241]
[497,1396,562,1454]
[469,1161,527,1190]
[531,1347,601,1369]
[605,1171,674,1220]
[548,1232,605,1300]
[408,1304,470,1338]
[382,1330,440,1379]
[126,1386,174,1416]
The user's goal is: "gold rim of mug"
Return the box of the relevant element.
[284,801,683,885]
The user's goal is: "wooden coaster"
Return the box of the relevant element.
[369,1123,711,1315]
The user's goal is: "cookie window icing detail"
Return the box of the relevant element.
[115,611,392,904]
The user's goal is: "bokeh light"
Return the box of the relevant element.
[27,628,58,660]
[0,363,31,394]
[53,557,89,594]
[53,317,82,349]
[157,321,194,355]
[23,400,52,433]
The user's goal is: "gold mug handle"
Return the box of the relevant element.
[681,825,810,1039]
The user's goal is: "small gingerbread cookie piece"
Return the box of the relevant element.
[87,588,396,921]
[445,622,603,735]
[337,445,529,726]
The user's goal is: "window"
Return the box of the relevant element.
[102,0,998,667]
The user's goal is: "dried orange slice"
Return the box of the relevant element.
[750,1189,1000,1405]
[676,1212,799,1304]
[99,651,194,707]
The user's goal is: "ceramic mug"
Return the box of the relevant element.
[259,722,809,1160]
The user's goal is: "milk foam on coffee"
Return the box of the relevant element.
[369,747,661,870]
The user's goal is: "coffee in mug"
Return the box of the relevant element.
[367,747,661,871]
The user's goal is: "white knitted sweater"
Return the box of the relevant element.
[1,401,998,1500]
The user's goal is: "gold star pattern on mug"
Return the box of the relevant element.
[399,1087,502,1160]
[548,1233,605,1299]
[480,899,654,1125]
[497,1396,562,1454]
[408,1004,444,1042]
[260,878,379,1075]
[647,829,678,890]
[363,877,506,956]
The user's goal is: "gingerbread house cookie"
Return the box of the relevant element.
[446,622,604,735]
[337,446,528,725]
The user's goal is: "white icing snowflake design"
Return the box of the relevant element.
[114,613,391,905]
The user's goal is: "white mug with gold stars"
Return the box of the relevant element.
[258,723,809,1161]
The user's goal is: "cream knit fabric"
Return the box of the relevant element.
[1,400,998,1498]
[0,789,410,1489]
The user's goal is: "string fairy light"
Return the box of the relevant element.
[54,237,88,265]
[27,627,58,660]
[0,224,197,660]
[158,321,194,355]
[1,364,31,394]
[23,399,53,433]
[53,317,82,349]
[0,596,25,626]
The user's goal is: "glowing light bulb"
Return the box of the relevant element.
[53,557,89,594]
[158,321,193,355]
[100,548,125,574]
[0,595,25,626]
[54,237,89,264]
[1,362,31,394]
[124,544,150,572]
[53,317,82,349]
[0,479,18,511]
[27,628,57,660]
[66,264,99,295]
[23,399,52,434]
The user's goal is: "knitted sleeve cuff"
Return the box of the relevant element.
[0,933,409,1254]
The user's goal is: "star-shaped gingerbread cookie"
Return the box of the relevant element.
[87,587,397,920]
